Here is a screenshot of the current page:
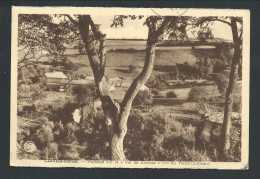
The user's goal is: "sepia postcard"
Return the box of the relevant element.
[10,6,250,169]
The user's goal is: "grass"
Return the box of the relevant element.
[66,48,198,67]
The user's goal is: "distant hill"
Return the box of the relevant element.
[157,38,232,47]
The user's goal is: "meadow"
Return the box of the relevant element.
[65,40,216,80]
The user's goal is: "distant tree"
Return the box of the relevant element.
[133,90,153,106]
[166,91,177,98]
[214,70,230,96]
[72,85,96,106]
[197,17,243,159]
[128,65,137,73]
[195,57,214,79]
[197,27,214,42]
[214,42,234,72]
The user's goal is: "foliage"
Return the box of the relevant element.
[61,122,80,144]
[42,142,59,160]
[197,27,214,42]
[72,85,96,105]
[128,64,137,73]
[33,119,55,149]
[60,141,81,160]
[188,86,208,102]
[49,103,79,124]
[196,101,223,115]
[215,42,233,66]
[133,90,153,106]
[125,110,214,161]
[233,98,242,113]
[125,111,166,160]
[214,70,230,96]
[78,41,87,54]
[18,14,77,65]
[166,91,177,98]
[195,57,214,79]
[177,63,199,80]
[151,89,160,95]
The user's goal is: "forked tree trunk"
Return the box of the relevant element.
[74,15,167,160]
[221,17,242,158]
[110,39,157,160]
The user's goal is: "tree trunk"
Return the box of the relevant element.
[221,17,242,158]
[75,15,165,160]
[110,37,157,160]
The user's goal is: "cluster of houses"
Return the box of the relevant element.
[44,71,95,91]
[43,71,150,124]
[44,71,149,93]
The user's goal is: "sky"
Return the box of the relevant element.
[92,15,233,40]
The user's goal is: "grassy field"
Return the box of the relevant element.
[66,47,201,67]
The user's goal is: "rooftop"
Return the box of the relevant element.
[44,72,68,79]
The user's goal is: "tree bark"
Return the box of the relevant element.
[221,17,242,158]
[110,37,157,160]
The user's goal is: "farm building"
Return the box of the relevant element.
[69,79,94,86]
[44,71,70,90]
[44,72,96,91]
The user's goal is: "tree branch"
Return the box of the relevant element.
[155,16,172,37]
[65,15,79,26]
[213,18,232,26]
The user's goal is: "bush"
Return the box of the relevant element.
[195,57,214,79]
[79,74,86,79]
[62,122,80,143]
[129,65,137,73]
[214,70,229,96]
[72,85,96,105]
[188,86,208,102]
[125,111,166,161]
[233,101,242,113]
[42,142,59,160]
[151,89,160,95]
[133,90,153,106]
[33,120,55,149]
[166,91,177,98]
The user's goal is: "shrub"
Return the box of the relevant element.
[72,85,96,105]
[233,101,242,113]
[42,142,59,160]
[33,120,55,149]
[166,91,177,98]
[60,141,81,160]
[214,70,229,96]
[152,89,160,95]
[125,111,166,161]
[196,101,222,114]
[62,122,80,143]
[129,65,137,73]
[188,86,208,102]
[79,74,86,79]
[133,90,153,106]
